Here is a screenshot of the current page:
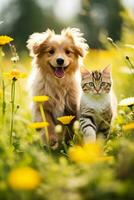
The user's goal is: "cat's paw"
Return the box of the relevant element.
[83,130,96,143]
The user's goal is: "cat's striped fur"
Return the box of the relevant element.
[80,66,116,143]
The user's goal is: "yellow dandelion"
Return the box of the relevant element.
[122,123,134,131]
[68,143,113,164]
[83,143,102,157]
[119,97,134,107]
[29,121,49,129]
[0,35,13,45]
[3,69,27,80]
[68,143,103,164]
[97,156,114,162]
[33,96,49,102]
[68,145,89,163]
[57,115,75,125]
[8,167,41,190]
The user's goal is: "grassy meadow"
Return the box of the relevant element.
[0,29,134,200]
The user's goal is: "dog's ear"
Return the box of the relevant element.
[27,29,55,57]
[61,28,89,57]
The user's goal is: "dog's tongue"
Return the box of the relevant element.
[54,67,64,78]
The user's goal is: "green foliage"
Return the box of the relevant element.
[80,0,123,48]
[0,5,134,199]
[0,0,124,49]
[0,42,133,200]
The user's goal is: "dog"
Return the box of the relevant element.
[27,28,88,148]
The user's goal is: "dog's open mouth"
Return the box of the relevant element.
[49,64,68,78]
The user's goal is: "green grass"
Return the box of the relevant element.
[0,33,134,200]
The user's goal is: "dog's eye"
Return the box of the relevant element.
[65,49,71,55]
[49,49,55,55]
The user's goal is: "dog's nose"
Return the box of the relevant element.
[56,58,64,65]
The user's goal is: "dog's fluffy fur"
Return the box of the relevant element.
[27,28,88,147]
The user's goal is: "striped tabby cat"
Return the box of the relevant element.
[80,66,116,143]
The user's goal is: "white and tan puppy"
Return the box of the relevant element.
[27,28,88,148]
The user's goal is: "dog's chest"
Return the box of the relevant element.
[45,79,69,117]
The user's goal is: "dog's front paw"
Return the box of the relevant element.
[49,135,59,150]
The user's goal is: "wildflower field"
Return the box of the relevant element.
[0,25,134,200]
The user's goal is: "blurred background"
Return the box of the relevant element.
[1,0,134,99]
[0,0,134,51]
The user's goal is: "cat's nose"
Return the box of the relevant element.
[95,89,99,93]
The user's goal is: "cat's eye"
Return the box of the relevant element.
[101,82,106,87]
[107,83,111,87]
[48,49,55,55]
[88,82,94,87]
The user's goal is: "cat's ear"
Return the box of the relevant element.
[102,65,111,76]
[81,68,90,79]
